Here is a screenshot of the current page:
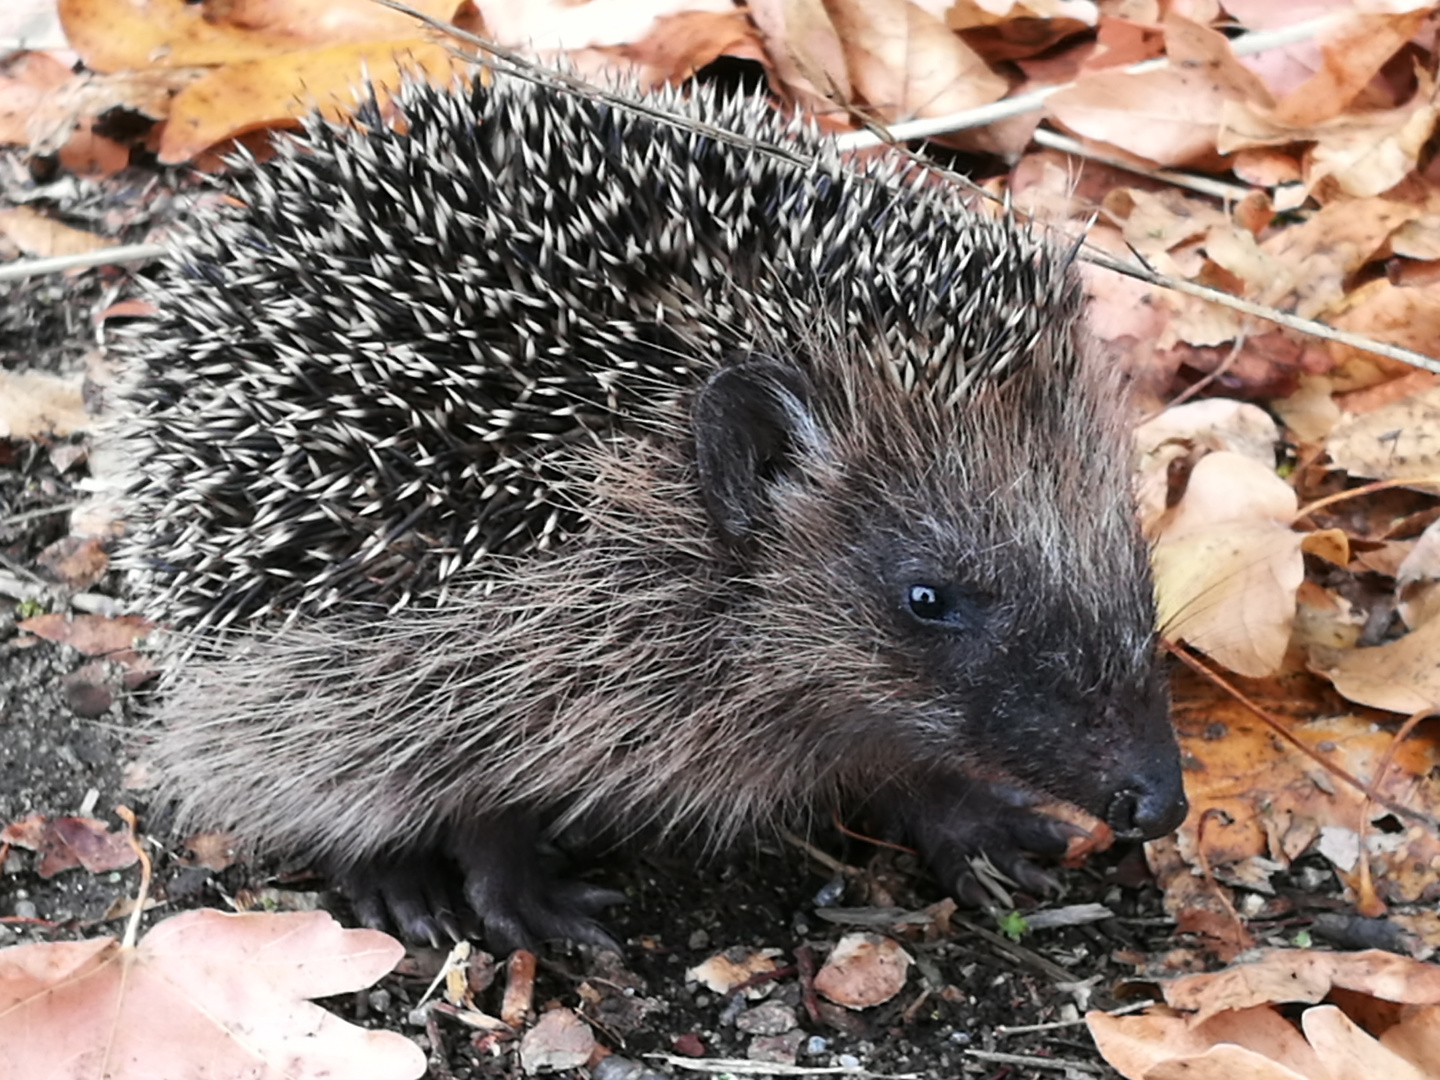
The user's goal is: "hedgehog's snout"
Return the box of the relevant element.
[1104,759,1188,840]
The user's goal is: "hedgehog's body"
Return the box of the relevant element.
[117,75,1185,948]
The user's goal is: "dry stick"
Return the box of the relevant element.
[1354,706,1437,918]
[1151,334,1246,418]
[116,805,151,950]
[1166,645,1440,830]
[1294,476,1440,523]
[996,997,1157,1037]
[1192,809,1253,947]
[963,1049,1104,1074]
[835,13,1346,150]
[1030,128,1250,203]
[0,242,166,284]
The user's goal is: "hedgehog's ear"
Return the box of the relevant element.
[693,354,820,545]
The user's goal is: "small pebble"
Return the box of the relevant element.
[747,1030,806,1065]
[813,874,846,907]
[736,1001,797,1036]
[838,1053,861,1068]
[592,1055,669,1080]
[806,1035,829,1055]
[718,994,749,1026]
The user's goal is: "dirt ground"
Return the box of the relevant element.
[0,161,1190,1080]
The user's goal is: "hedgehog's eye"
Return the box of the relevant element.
[907,584,947,622]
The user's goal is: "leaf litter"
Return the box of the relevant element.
[8,0,1440,1078]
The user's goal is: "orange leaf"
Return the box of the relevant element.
[157,40,467,163]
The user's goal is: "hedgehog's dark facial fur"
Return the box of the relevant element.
[120,73,1186,942]
[690,336,1182,842]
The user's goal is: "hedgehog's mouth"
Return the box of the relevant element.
[1104,781,1188,840]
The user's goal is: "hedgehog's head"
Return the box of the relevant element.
[692,350,1185,843]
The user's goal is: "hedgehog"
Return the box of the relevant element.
[113,72,1187,950]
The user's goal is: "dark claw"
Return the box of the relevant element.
[453,820,627,952]
[872,773,1085,905]
[325,813,626,951]
[332,850,466,947]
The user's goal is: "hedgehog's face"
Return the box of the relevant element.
[692,351,1185,843]
[859,531,1184,842]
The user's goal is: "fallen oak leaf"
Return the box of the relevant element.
[1165,948,1440,1026]
[1089,949,1440,1080]
[0,909,424,1080]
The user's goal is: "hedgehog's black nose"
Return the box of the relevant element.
[1106,767,1188,840]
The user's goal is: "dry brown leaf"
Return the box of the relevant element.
[1309,617,1440,713]
[1219,70,1438,200]
[1231,146,1304,188]
[518,1007,596,1074]
[1152,451,1303,677]
[1045,14,1272,166]
[947,0,1097,34]
[158,39,466,163]
[214,0,470,44]
[1271,10,1433,129]
[1089,1006,1321,1080]
[479,0,733,53]
[0,370,89,439]
[1092,950,1440,1080]
[0,205,115,259]
[59,0,466,72]
[1257,197,1423,323]
[812,933,911,1010]
[1383,1004,1440,1075]
[0,51,73,146]
[0,814,139,878]
[1170,653,1440,907]
[605,11,765,88]
[19,613,152,660]
[1391,216,1440,261]
[685,948,784,998]
[1144,836,1255,957]
[1133,398,1281,531]
[824,0,1007,121]
[1272,375,1343,443]
[1326,386,1440,483]
[34,536,110,591]
[0,909,423,1080]
[750,0,1007,123]
[1328,277,1440,376]
[1165,949,1440,1022]
[738,0,851,103]
[1305,1004,1432,1080]
[1396,519,1440,627]
[1100,187,1232,278]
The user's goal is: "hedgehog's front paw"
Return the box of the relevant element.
[332,819,625,951]
[334,849,469,948]
[448,817,626,954]
[880,775,1086,906]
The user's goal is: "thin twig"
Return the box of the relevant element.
[1166,644,1440,829]
[963,1048,1104,1074]
[836,13,1345,149]
[1031,128,1251,202]
[0,242,167,283]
